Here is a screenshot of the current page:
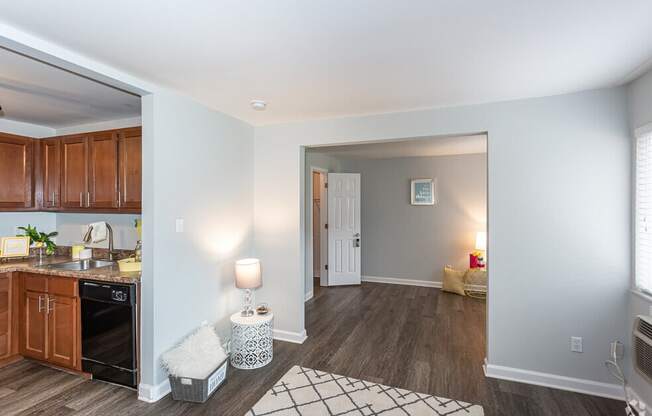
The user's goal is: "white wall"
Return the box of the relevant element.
[0,118,55,137]
[340,153,487,283]
[140,90,254,389]
[628,68,652,131]
[255,87,630,388]
[626,66,652,403]
[55,116,141,135]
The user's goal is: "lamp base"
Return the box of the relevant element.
[241,288,254,317]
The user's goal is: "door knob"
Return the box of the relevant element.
[353,233,360,237]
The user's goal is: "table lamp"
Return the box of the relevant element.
[235,258,261,317]
[475,231,487,252]
[474,231,487,268]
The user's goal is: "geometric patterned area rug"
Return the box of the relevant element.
[246,366,484,415]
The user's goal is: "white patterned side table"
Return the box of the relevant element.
[230,312,274,370]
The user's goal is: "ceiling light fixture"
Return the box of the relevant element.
[250,100,266,111]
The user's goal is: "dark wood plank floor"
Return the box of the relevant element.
[0,281,623,415]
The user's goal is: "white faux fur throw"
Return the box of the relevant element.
[161,324,228,379]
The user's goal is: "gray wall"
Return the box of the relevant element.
[340,153,486,283]
[255,87,630,388]
[626,66,652,403]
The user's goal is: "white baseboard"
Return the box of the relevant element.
[465,284,487,293]
[305,290,314,302]
[484,359,624,400]
[274,329,308,344]
[362,275,442,288]
[138,379,171,403]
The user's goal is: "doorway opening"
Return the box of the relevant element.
[303,133,488,366]
[310,167,329,295]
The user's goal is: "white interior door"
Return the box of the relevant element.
[327,173,361,285]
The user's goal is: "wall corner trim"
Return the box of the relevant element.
[274,329,308,344]
[138,379,171,403]
[483,359,624,400]
[305,290,314,302]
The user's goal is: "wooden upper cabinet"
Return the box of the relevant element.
[88,131,118,209]
[60,135,89,209]
[0,133,34,209]
[41,138,61,209]
[1,126,141,213]
[118,127,142,210]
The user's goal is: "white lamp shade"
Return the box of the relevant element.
[475,231,487,251]
[235,258,262,289]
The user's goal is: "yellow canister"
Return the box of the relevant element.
[71,244,85,260]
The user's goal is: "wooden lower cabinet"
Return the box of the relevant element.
[0,273,18,360]
[19,274,80,371]
[47,295,78,369]
[22,290,47,361]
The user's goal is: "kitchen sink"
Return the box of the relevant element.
[45,259,116,271]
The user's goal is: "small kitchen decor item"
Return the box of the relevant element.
[71,243,86,260]
[230,311,274,370]
[256,303,270,315]
[0,236,30,258]
[118,257,142,272]
[410,178,437,205]
[17,224,58,255]
[161,324,229,403]
[235,258,262,317]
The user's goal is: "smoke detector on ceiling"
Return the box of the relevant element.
[250,100,266,111]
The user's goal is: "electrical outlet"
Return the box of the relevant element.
[571,336,583,353]
[175,218,184,233]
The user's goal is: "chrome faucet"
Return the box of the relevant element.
[83,223,117,261]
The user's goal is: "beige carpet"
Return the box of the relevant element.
[247,366,484,415]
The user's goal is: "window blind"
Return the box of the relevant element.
[636,131,652,293]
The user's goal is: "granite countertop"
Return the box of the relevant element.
[0,256,140,284]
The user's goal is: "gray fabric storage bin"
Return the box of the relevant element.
[169,359,228,403]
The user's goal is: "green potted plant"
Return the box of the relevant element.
[17,225,58,259]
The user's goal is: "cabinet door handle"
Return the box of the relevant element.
[51,192,55,205]
[54,191,57,205]
[80,192,83,207]
[87,192,90,208]
[118,191,121,208]
[38,295,44,312]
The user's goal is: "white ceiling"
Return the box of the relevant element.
[0,47,140,128]
[0,1,651,126]
[309,134,486,159]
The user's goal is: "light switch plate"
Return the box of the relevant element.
[571,336,583,353]
[175,218,184,233]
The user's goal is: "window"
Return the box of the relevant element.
[636,129,652,293]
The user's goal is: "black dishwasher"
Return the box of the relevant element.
[80,280,137,388]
